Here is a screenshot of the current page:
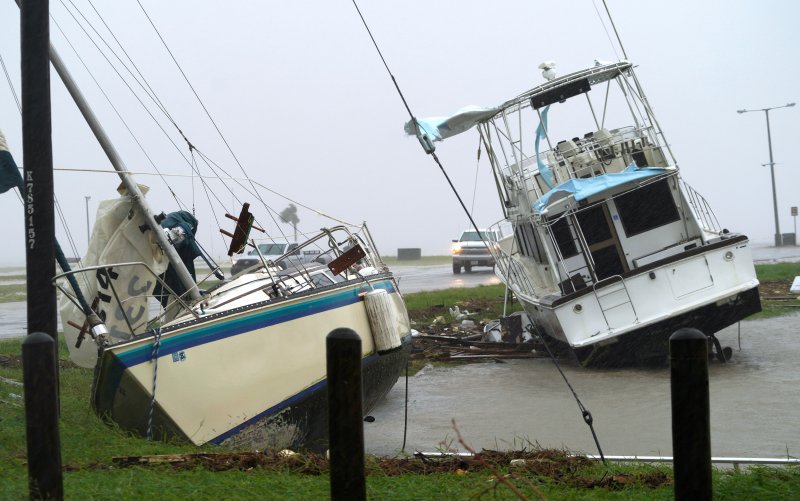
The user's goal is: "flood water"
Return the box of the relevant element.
[364,314,800,458]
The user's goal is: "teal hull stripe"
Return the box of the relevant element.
[116,280,396,368]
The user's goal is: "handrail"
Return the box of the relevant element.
[53,261,200,335]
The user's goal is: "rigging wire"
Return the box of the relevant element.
[3,40,87,284]
[469,139,481,217]
[351,0,607,461]
[53,4,186,207]
[0,51,21,111]
[534,325,606,464]
[56,1,292,251]
[600,0,629,60]
[84,0,182,132]
[132,0,287,242]
[590,0,621,61]
[350,0,487,247]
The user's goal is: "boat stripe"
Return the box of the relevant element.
[116,280,396,367]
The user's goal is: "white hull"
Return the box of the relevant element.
[93,271,410,450]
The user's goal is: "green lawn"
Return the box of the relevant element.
[1,332,799,498]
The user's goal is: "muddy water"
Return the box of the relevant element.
[364,314,800,458]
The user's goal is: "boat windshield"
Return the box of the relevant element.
[251,243,286,255]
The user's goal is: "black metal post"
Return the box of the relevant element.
[22,333,63,500]
[326,328,366,501]
[21,0,57,341]
[21,1,63,499]
[670,328,712,501]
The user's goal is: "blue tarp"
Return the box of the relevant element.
[533,165,670,214]
[404,105,499,142]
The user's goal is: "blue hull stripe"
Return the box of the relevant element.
[116,279,396,368]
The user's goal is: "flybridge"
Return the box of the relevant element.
[405,58,761,367]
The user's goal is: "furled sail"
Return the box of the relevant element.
[60,184,168,368]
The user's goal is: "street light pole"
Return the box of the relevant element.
[84,195,91,247]
[737,102,795,247]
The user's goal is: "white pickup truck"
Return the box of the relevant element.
[451,229,499,274]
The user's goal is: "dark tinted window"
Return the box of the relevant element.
[550,217,579,258]
[615,180,680,237]
[576,203,612,245]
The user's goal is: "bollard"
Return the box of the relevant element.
[22,332,63,500]
[670,328,711,501]
[326,328,366,501]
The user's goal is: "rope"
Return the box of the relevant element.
[531,324,606,463]
[350,1,606,462]
[350,0,491,251]
[401,357,409,453]
[147,327,163,440]
[0,51,21,110]
[469,139,481,216]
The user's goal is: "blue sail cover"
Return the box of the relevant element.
[533,165,669,214]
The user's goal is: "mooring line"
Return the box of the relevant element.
[147,327,163,441]
[533,325,606,463]
[351,1,608,463]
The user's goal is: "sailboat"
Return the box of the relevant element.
[3,13,410,451]
[408,61,761,366]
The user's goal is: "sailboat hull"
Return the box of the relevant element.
[92,274,410,451]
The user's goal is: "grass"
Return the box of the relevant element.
[1,336,798,498]
[753,262,800,282]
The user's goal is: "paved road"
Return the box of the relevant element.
[393,265,500,294]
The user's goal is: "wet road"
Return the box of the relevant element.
[364,315,800,458]
[393,265,500,294]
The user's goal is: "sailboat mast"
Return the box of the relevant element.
[46,46,202,301]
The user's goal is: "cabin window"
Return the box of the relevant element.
[615,179,680,237]
[549,217,579,259]
[576,203,612,245]
[515,221,545,263]
[311,273,335,288]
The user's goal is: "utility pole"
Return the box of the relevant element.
[738,103,796,247]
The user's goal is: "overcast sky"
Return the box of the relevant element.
[1,1,799,267]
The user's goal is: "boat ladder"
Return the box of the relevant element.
[592,275,638,330]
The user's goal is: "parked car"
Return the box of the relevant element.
[451,229,499,274]
[230,242,331,276]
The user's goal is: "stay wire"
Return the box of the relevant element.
[1,48,91,293]
[350,0,488,248]
[532,324,606,464]
[84,0,181,131]
[52,6,186,208]
[352,0,606,461]
[0,51,21,110]
[134,0,273,223]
